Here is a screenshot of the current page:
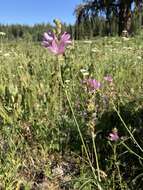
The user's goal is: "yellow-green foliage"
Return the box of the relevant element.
[0,34,143,189]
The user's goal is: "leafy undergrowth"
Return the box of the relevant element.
[0,33,143,189]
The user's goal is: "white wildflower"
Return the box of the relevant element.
[0,32,6,36]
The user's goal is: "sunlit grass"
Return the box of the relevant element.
[0,34,143,189]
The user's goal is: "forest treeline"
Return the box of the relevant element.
[0,12,142,41]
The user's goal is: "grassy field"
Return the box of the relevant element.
[0,33,143,189]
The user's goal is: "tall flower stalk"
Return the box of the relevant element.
[85,85,101,182]
[42,20,72,151]
[42,20,103,189]
[42,19,72,122]
[58,64,103,189]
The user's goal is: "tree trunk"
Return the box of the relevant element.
[118,1,132,36]
[138,1,143,28]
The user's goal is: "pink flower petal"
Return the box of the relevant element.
[43,32,54,42]
[42,40,50,47]
[47,40,59,54]
[61,32,71,45]
[109,131,119,141]
[42,31,71,55]
[104,75,113,82]
[61,32,70,41]
[86,79,101,91]
[58,42,65,54]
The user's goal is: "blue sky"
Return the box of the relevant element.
[0,0,82,25]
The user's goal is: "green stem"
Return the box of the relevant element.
[113,104,143,153]
[122,142,143,160]
[58,61,103,189]
[113,144,123,190]
[112,144,116,190]
[92,132,101,182]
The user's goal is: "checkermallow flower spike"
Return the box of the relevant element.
[85,79,101,92]
[42,31,71,55]
[108,128,119,141]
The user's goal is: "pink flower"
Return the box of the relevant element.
[108,129,119,141]
[42,31,71,55]
[104,75,113,83]
[85,79,101,92]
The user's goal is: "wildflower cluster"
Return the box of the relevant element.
[82,75,119,141]
[42,31,71,55]
[42,19,71,55]
[85,79,101,92]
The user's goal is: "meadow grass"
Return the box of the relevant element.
[0,34,143,189]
